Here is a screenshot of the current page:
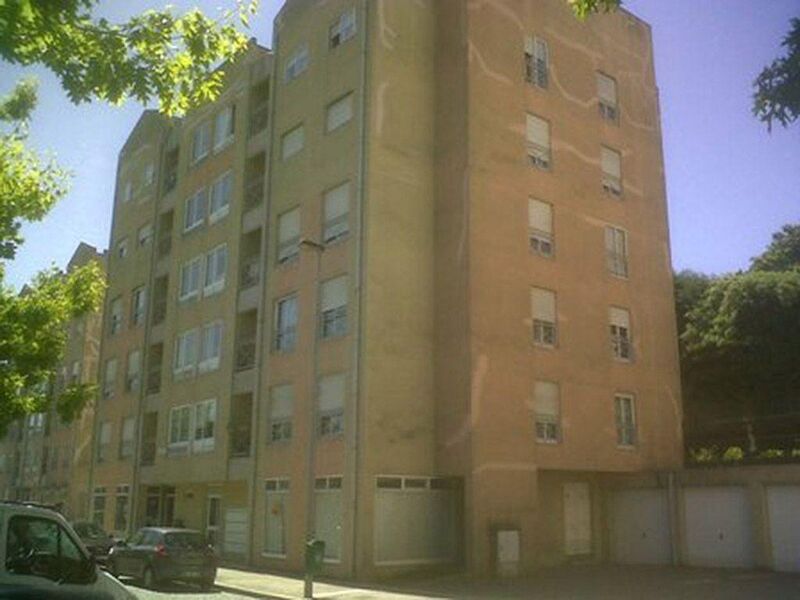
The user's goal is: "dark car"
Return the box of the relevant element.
[71,521,114,564]
[107,527,216,590]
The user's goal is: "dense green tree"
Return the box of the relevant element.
[750,224,800,272]
[568,0,622,19]
[753,17,800,131]
[0,0,256,432]
[673,270,713,341]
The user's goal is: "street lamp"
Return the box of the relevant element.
[299,237,325,599]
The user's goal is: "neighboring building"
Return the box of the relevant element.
[0,243,106,521]
[91,0,682,579]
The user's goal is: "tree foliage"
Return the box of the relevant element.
[750,224,800,272]
[0,1,257,430]
[567,0,622,19]
[753,18,800,131]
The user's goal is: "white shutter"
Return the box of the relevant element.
[321,276,348,311]
[609,307,631,329]
[534,381,559,417]
[282,126,304,159]
[270,385,294,419]
[528,199,552,233]
[526,114,550,147]
[318,373,345,412]
[324,183,349,221]
[326,94,353,132]
[278,209,300,243]
[598,73,617,104]
[531,287,556,322]
[601,147,621,178]
[605,226,627,255]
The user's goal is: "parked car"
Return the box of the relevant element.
[0,500,135,599]
[107,527,216,590]
[72,521,115,564]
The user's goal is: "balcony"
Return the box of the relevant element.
[240,256,260,290]
[249,102,268,138]
[229,422,252,457]
[146,367,161,395]
[244,175,264,210]
[235,338,256,372]
[162,170,177,194]
[140,440,156,466]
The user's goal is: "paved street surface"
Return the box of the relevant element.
[120,577,254,600]
[210,564,800,600]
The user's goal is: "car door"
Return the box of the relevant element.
[133,530,160,578]
[116,529,144,576]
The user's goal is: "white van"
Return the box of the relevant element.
[0,501,134,599]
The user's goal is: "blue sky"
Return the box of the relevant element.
[1,0,798,289]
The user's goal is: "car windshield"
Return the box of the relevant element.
[164,531,205,549]
[73,522,106,539]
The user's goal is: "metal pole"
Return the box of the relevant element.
[300,238,324,600]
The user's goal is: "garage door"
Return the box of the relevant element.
[223,508,248,557]
[610,488,672,565]
[683,486,754,568]
[767,485,800,572]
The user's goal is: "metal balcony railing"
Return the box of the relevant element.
[146,367,162,395]
[240,257,260,290]
[235,339,257,371]
[244,175,265,210]
[229,421,252,457]
[140,440,156,466]
[151,297,167,325]
[249,102,269,137]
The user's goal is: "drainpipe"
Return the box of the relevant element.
[347,0,371,580]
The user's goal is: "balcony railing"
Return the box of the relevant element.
[163,169,177,194]
[240,257,260,290]
[157,234,172,259]
[146,367,162,395]
[151,297,167,325]
[249,102,269,137]
[244,175,265,210]
[235,338,256,371]
[229,421,252,457]
[140,440,156,466]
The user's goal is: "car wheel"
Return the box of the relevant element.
[142,566,158,589]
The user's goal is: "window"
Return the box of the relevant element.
[114,485,130,531]
[125,349,141,392]
[116,237,129,259]
[213,105,235,151]
[144,163,155,186]
[191,122,211,164]
[169,405,192,447]
[597,72,619,122]
[610,307,633,361]
[131,286,147,326]
[174,329,199,375]
[329,8,356,48]
[318,373,345,437]
[109,296,123,335]
[103,359,117,399]
[119,417,135,458]
[269,385,293,443]
[614,394,636,447]
[199,321,223,372]
[209,171,233,223]
[534,381,560,443]
[264,480,290,557]
[204,244,228,296]
[92,488,106,526]
[526,113,551,169]
[138,223,153,248]
[6,516,85,582]
[121,181,133,204]
[277,208,300,264]
[97,422,111,463]
[184,188,208,232]
[326,93,353,132]
[528,198,553,257]
[531,287,557,347]
[274,295,298,352]
[193,398,216,452]
[179,255,203,301]
[323,182,350,243]
[524,36,549,88]
[320,276,348,339]
[284,44,309,81]
[605,226,629,278]
[281,125,304,160]
[601,146,622,196]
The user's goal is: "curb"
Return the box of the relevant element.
[214,581,292,599]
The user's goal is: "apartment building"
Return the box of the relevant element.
[0,243,105,521]
[91,0,682,579]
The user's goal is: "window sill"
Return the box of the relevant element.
[183,223,204,235]
[325,120,352,135]
[198,360,220,374]
[208,207,230,225]
[178,292,199,303]
[192,442,215,454]
[190,154,209,169]
[535,439,561,445]
[203,283,225,298]
[213,137,234,155]
[532,342,557,350]
[616,444,637,451]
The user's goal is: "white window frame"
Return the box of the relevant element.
[323,182,350,244]
[614,393,637,448]
[213,104,235,152]
[103,358,117,400]
[533,381,560,444]
[277,207,300,265]
[119,416,136,459]
[601,146,623,197]
[116,238,128,260]
[168,404,192,450]
[531,287,557,348]
[121,181,133,204]
[109,296,123,335]
[281,124,305,161]
[173,328,199,376]
[326,93,354,133]
[204,244,228,297]
[329,8,356,49]
[131,285,147,326]
[284,44,309,81]
[192,398,217,453]
[524,35,549,89]
[191,121,211,164]
[318,373,346,438]
[208,171,233,224]
[528,197,554,258]
[97,422,111,463]
[125,349,141,392]
[526,113,551,170]
[269,385,294,444]
[274,295,298,353]
[320,276,348,339]
[597,71,619,122]
[610,306,633,362]
[184,188,208,232]
[199,321,223,373]
[179,255,203,301]
[605,226,629,278]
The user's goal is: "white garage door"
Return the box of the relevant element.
[223,508,249,556]
[767,485,800,572]
[610,488,672,565]
[684,486,754,568]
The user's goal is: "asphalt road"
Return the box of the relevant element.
[121,578,254,600]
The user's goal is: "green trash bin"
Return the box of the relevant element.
[305,539,326,575]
